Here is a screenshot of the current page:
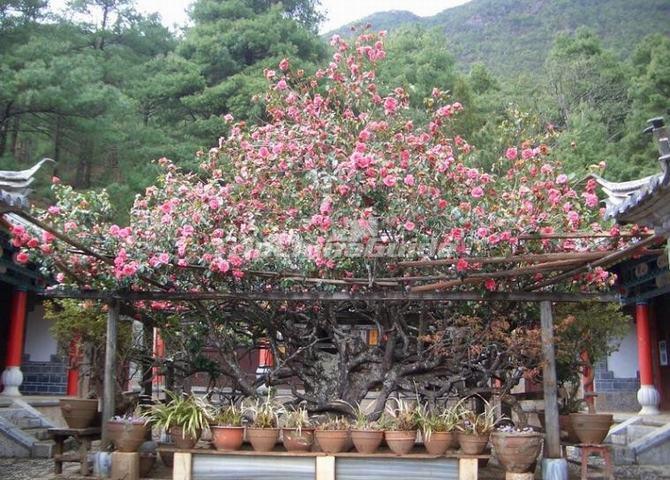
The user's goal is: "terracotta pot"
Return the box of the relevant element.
[490,432,544,473]
[211,426,245,451]
[315,430,349,453]
[424,431,457,455]
[158,444,173,467]
[139,453,156,477]
[107,421,149,452]
[282,428,314,452]
[570,413,613,444]
[458,433,490,455]
[169,426,201,450]
[385,430,417,455]
[59,398,98,429]
[351,430,384,454]
[539,412,580,443]
[247,428,279,452]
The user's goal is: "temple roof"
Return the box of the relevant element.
[0,158,54,208]
[593,118,670,233]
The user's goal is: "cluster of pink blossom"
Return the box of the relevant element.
[7,31,637,298]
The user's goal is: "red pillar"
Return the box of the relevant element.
[152,328,165,389]
[1,290,28,396]
[66,338,80,396]
[636,302,660,415]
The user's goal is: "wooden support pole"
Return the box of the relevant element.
[540,301,562,460]
[458,458,478,480]
[101,299,119,446]
[315,456,335,480]
[173,452,192,480]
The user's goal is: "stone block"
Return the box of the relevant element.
[111,452,140,480]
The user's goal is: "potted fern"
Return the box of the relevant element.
[210,403,245,451]
[384,399,419,455]
[417,404,459,455]
[107,414,150,452]
[456,398,499,455]
[315,417,351,454]
[281,406,314,452]
[144,392,209,449]
[244,396,283,452]
[350,403,385,454]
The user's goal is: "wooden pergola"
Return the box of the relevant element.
[2,203,667,480]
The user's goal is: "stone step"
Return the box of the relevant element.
[0,407,44,429]
[610,444,636,465]
[31,440,53,458]
[627,424,659,443]
[21,427,51,441]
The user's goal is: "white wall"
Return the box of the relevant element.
[23,304,59,362]
[607,318,638,379]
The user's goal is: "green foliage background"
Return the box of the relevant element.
[1,0,669,222]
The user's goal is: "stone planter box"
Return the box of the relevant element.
[161,446,487,480]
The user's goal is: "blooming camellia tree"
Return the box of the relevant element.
[8,32,638,412]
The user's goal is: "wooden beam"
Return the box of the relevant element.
[101,300,119,447]
[398,251,610,268]
[530,234,665,290]
[540,301,562,459]
[39,289,619,303]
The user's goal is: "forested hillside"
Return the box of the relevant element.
[331,0,670,75]
[1,0,669,221]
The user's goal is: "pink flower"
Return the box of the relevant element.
[15,252,29,264]
[276,79,288,90]
[456,259,468,273]
[505,147,517,160]
[279,58,289,71]
[404,221,415,231]
[383,175,397,187]
[56,272,65,283]
[223,113,234,123]
[47,206,61,215]
[403,174,415,186]
[485,278,496,291]
[471,187,484,198]
[556,174,568,184]
[51,176,61,184]
[109,225,120,236]
[383,97,398,115]
[521,148,534,159]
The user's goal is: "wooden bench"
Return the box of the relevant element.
[48,427,101,476]
[159,446,489,480]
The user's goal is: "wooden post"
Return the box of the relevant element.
[173,452,192,480]
[540,301,561,459]
[315,456,335,480]
[458,458,478,480]
[101,299,119,446]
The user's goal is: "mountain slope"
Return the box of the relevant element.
[328,0,670,75]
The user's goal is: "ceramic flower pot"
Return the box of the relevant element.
[490,431,544,473]
[59,398,99,429]
[211,426,245,451]
[282,428,315,452]
[539,412,580,443]
[107,420,149,452]
[158,443,174,467]
[247,428,279,452]
[351,430,384,454]
[424,431,457,455]
[139,452,156,477]
[570,413,613,444]
[458,433,490,455]
[315,430,349,453]
[385,430,417,455]
[169,426,201,450]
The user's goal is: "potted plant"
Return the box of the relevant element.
[244,396,282,452]
[106,414,150,452]
[418,405,459,455]
[144,392,209,449]
[210,403,245,451]
[350,403,384,454]
[456,398,499,455]
[281,406,314,452]
[491,424,543,474]
[384,399,419,455]
[315,417,351,454]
